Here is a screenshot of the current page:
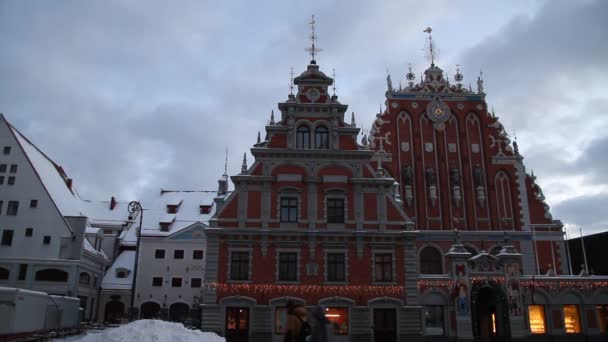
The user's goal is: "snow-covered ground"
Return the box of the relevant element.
[53,320,225,342]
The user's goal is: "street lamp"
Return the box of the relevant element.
[128,201,143,320]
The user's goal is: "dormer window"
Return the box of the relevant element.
[167,205,178,214]
[296,125,311,149]
[315,126,329,149]
[200,204,212,214]
[115,268,130,279]
[160,222,171,232]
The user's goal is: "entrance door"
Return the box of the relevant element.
[373,308,397,342]
[226,307,249,342]
[472,282,510,342]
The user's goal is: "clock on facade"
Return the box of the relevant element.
[426,98,451,124]
[306,88,321,102]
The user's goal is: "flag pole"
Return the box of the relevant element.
[579,227,589,274]
[564,228,573,275]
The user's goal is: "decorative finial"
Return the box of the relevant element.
[512,128,519,155]
[386,68,393,92]
[454,64,463,86]
[469,83,473,92]
[241,153,248,174]
[423,27,438,66]
[379,104,383,114]
[406,63,415,88]
[361,133,368,146]
[491,106,495,117]
[270,109,275,125]
[477,70,484,94]
[398,81,402,91]
[351,112,356,126]
[289,66,294,95]
[256,131,261,144]
[332,68,337,96]
[305,15,322,64]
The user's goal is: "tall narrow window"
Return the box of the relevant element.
[374,253,393,282]
[327,253,346,282]
[280,197,298,223]
[528,305,546,334]
[315,126,329,149]
[7,201,18,216]
[278,252,298,281]
[9,165,17,173]
[18,264,27,281]
[327,198,345,223]
[230,251,250,281]
[296,125,311,149]
[3,146,10,155]
[563,305,581,334]
[1,230,14,246]
[0,165,5,172]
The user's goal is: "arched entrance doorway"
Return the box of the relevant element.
[169,302,190,322]
[471,281,510,342]
[140,302,161,319]
[105,301,125,323]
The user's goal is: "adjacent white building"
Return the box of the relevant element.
[0,114,134,322]
[133,189,223,322]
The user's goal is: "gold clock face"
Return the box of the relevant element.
[426,99,451,123]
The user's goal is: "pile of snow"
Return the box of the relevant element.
[75,320,224,342]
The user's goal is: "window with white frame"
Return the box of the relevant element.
[315,126,329,149]
[296,125,311,149]
[280,197,298,223]
[327,197,345,223]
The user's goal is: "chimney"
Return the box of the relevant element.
[66,178,73,190]
[110,196,117,210]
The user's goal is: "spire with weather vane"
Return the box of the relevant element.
[406,63,416,88]
[305,15,322,64]
[332,68,337,96]
[423,27,438,66]
[289,66,294,96]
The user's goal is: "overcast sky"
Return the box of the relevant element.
[1,0,606,237]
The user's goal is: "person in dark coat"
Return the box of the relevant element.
[284,302,310,342]
[310,305,330,342]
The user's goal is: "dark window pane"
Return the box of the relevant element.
[278,252,298,281]
[25,228,33,237]
[7,201,18,216]
[230,251,250,281]
[420,247,443,274]
[191,278,202,288]
[7,177,15,185]
[171,278,182,287]
[155,249,165,259]
[30,200,38,208]
[0,164,6,172]
[327,253,346,282]
[315,126,329,149]
[327,198,345,223]
[152,277,163,287]
[280,198,298,222]
[3,146,10,155]
[296,126,311,149]
[9,165,17,173]
[1,230,14,246]
[18,264,27,281]
[193,250,204,260]
[174,250,184,259]
[43,236,51,244]
[375,253,393,282]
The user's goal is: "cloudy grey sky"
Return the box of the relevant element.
[1,0,606,236]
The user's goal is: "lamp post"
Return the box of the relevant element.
[128,201,143,320]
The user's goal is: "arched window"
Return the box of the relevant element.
[296,125,311,149]
[35,268,68,282]
[315,126,329,149]
[79,272,91,285]
[420,246,443,274]
[0,267,9,280]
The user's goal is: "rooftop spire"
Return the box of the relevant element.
[351,112,356,126]
[305,15,322,64]
[423,27,438,66]
[332,68,337,96]
[270,109,275,125]
[223,148,228,177]
[257,131,261,144]
[241,153,248,174]
[289,66,294,95]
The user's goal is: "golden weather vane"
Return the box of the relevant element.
[305,15,322,64]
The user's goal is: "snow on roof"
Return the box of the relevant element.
[83,237,109,260]
[80,199,134,226]
[9,124,85,218]
[101,250,135,290]
[140,190,219,237]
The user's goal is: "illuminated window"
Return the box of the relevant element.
[563,305,581,334]
[598,305,608,334]
[275,306,288,334]
[528,305,546,334]
[325,307,348,335]
[424,306,444,335]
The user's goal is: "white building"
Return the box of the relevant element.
[133,189,224,322]
[0,114,134,322]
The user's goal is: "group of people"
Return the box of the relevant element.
[283,302,330,342]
